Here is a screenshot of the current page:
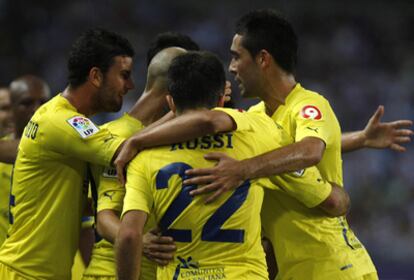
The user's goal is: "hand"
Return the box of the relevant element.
[224,81,232,102]
[143,228,176,266]
[184,152,245,203]
[114,138,140,185]
[363,105,413,152]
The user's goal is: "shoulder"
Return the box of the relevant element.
[101,114,144,138]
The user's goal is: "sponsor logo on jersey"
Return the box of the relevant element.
[173,256,226,280]
[67,116,99,138]
[301,105,322,120]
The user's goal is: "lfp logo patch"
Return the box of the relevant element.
[301,105,322,120]
[67,116,99,138]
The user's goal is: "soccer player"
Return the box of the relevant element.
[83,46,187,280]
[0,28,134,280]
[114,10,411,280]
[116,51,347,280]
[0,75,50,246]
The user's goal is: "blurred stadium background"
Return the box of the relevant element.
[0,0,413,278]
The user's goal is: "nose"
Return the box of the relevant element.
[228,59,236,75]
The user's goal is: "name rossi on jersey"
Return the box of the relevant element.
[170,133,234,151]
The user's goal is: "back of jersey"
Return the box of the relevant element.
[123,109,286,280]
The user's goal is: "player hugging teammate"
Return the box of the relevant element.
[0,8,412,280]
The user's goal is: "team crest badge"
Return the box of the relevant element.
[301,105,322,120]
[67,116,99,138]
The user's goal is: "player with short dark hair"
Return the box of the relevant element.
[114,9,411,280]
[83,46,187,280]
[235,9,297,74]
[116,51,340,280]
[0,28,133,280]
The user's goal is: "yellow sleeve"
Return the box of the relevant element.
[247,101,265,113]
[122,155,153,217]
[94,114,145,212]
[44,114,124,166]
[101,113,145,138]
[97,166,125,213]
[212,107,254,132]
[292,96,333,145]
[269,166,332,208]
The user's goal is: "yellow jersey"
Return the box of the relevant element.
[250,83,377,279]
[0,95,124,280]
[0,134,13,246]
[123,108,332,280]
[83,113,157,280]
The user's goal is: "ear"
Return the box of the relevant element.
[88,67,104,88]
[255,50,272,69]
[166,95,176,113]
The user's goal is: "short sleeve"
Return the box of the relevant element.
[45,115,124,166]
[101,113,145,138]
[122,155,153,217]
[247,101,265,113]
[212,107,254,132]
[292,97,333,145]
[97,166,125,213]
[269,166,332,208]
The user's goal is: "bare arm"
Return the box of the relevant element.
[97,209,176,264]
[342,105,412,153]
[238,137,325,180]
[116,210,147,280]
[115,110,236,184]
[185,137,325,202]
[316,184,350,217]
[97,210,121,244]
[0,139,19,163]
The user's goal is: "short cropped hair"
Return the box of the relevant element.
[146,32,199,66]
[168,51,225,112]
[68,28,135,88]
[235,9,298,73]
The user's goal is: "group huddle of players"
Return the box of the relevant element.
[0,8,412,280]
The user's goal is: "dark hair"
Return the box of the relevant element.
[146,32,199,66]
[68,28,135,88]
[235,9,297,73]
[168,51,225,112]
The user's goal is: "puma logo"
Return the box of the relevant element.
[103,191,114,200]
[306,126,319,133]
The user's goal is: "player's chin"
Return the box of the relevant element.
[107,99,123,112]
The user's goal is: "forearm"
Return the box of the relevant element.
[97,210,121,244]
[116,231,143,280]
[0,139,19,163]
[240,137,325,180]
[317,184,350,217]
[128,110,234,150]
[341,131,365,153]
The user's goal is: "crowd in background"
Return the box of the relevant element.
[0,0,412,276]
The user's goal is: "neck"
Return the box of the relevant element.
[260,71,296,116]
[61,86,96,116]
[128,88,168,126]
[176,107,209,117]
